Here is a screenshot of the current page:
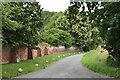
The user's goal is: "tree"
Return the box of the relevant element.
[39,11,75,48]
[44,12,62,30]
[56,5,102,51]
[2,2,25,47]
[39,28,74,48]
[72,1,120,66]
[2,3,24,62]
[96,2,120,66]
[42,11,56,26]
[9,2,43,48]
[2,2,43,60]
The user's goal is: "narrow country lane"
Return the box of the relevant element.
[16,54,109,78]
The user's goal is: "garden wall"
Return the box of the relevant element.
[0,45,81,64]
[0,46,28,64]
[0,46,11,64]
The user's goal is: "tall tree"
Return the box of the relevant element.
[44,12,62,30]
[95,2,120,66]
[9,2,43,48]
[72,1,120,66]
[2,2,43,60]
[2,2,24,62]
[56,5,102,50]
[42,11,56,26]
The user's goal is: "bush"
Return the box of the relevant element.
[39,28,74,48]
[107,55,120,67]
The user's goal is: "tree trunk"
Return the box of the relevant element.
[10,46,20,63]
[28,47,33,59]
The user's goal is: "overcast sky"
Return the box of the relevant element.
[36,0,70,12]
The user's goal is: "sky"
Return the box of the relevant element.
[36,0,70,12]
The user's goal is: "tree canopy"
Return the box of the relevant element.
[39,28,74,48]
[71,1,120,66]
[56,5,102,51]
[2,2,43,48]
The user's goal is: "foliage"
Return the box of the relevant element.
[39,28,74,48]
[40,12,74,48]
[56,5,102,51]
[2,2,43,48]
[44,12,62,30]
[98,2,120,66]
[42,11,56,26]
[39,42,50,46]
[2,3,22,47]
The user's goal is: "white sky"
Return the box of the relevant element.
[36,0,70,12]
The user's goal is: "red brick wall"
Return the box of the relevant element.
[48,47,56,54]
[46,46,80,54]
[39,46,45,56]
[19,46,28,60]
[38,46,48,56]
[0,46,28,64]
[56,47,66,53]
[32,49,38,59]
[38,46,80,55]
[0,46,11,64]
[37,47,41,57]
[0,45,81,64]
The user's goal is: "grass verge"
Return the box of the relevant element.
[2,52,80,78]
[82,50,120,78]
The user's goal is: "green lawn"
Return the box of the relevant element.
[82,50,120,78]
[2,52,80,78]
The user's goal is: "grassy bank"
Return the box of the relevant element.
[82,50,120,78]
[2,52,80,78]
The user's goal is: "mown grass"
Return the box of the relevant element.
[82,50,120,78]
[1,52,80,78]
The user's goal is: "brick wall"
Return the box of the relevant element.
[0,46,28,64]
[0,45,81,64]
[32,49,38,59]
[0,46,11,64]
[19,46,28,60]
[38,46,47,56]
[66,47,80,52]
[47,46,66,54]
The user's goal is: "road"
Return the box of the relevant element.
[16,54,109,78]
